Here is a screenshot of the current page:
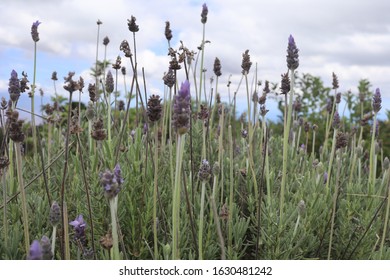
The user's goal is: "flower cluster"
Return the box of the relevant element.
[286,35,299,70]
[372,88,382,113]
[147,95,163,123]
[100,164,124,199]
[31,20,41,42]
[172,80,191,135]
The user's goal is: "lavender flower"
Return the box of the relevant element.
[8,70,21,102]
[172,80,191,135]
[286,35,299,70]
[120,40,132,57]
[213,57,222,77]
[165,21,172,42]
[201,3,208,24]
[332,72,339,89]
[100,164,124,199]
[147,95,163,123]
[241,50,252,74]
[49,201,61,227]
[105,70,114,94]
[27,240,42,260]
[280,72,290,95]
[127,16,139,33]
[323,172,328,184]
[198,159,211,182]
[332,111,340,129]
[103,36,110,46]
[41,236,53,260]
[69,214,87,247]
[31,20,41,42]
[372,88,382,113]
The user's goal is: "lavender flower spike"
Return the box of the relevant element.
[286,35,299,70]
[31,20,41,42]
[100,164,124,199]
[372,88,382,113]
[27,240,42,260]
[8,70,21,102]
[172,80,191,135]
[201,3,208,24]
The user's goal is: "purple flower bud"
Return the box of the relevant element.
[100,164,124,199]
[8,70,21,102]
[27,240,42,260]
[105,70,114,94]
[69,214,89,250]
[201,3,208,24]
[372,88,382,113]
[31,20,41,42]
[172,80,191,135]
[286,35,299,70]
[323,172,328,184]
[332,111,340,129]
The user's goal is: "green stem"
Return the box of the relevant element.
[51,225,57,258]
[198,181,206,260]
[2,171,8,249]
[31,42,38,157]
[325,128,338,193]
[109,197,120,260]
[280,69,295,237]
[153,125,159,259]
[198,23,206,108]
[15,142,30,255]
[228,125,234,258]
[379,171,390,259]
[369,114,378,194]
[172,133,186,259]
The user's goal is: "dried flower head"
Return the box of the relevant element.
[112,56,121,70]
[1,97,7,110]
[372,88,382,113]
[120,40,132,57]
[172,80,191,135]
[336,92,341,104]
[100,164,124,200]
[121,66,126,76]
[105,71,114,94]
[63,72,80,94]
[20,72,30,93]
[163,68,175,88]
[127,16,139,32]
[31,20,41,42]
[332,111,340,129]
[260,105,269,117]
[147,95,162,123]
[201,3,208,24]
[103,36,110,46]
[49,201,61,227]
[286,35,299,70]
[165,21,172,42]
[8,110,25,143]
[91,117,107,141]
[8,70,21,102]
[241,50,252,74]
[51,71,58,81]
[118,100,125,111]
[336,131,348,150]
[332,72,339,89]
[280,72,290,95]
[198,159,211,182]
[213,57,222,77]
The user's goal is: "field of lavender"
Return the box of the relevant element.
[1,4,390,260]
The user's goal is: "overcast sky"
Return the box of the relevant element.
[0,0,389,121]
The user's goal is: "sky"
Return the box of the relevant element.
[0,0,389,122]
